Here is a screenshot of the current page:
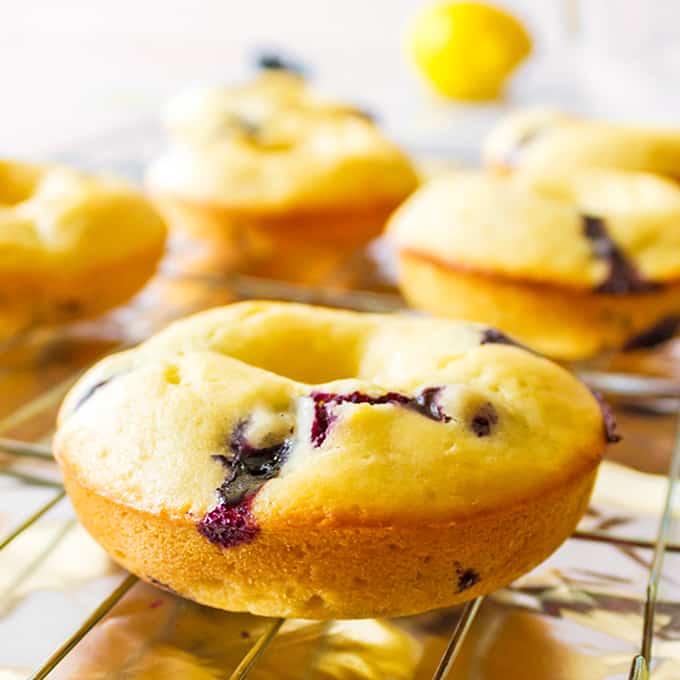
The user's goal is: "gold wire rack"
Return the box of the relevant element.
[0,120,678,679]
[0,268,679,679]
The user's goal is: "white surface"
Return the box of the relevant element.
[0,0,556,157]
[2,1,680,158]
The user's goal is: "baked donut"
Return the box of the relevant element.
[0,159,166,326]
[483,109,680,178]
[145,68,418,242]
[389,169,680,360]
[54,301,610,619]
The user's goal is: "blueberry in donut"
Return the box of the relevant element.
[55,302,611,619]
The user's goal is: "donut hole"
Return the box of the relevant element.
[212,319,364,384]
[238,342,360,383]
[0,161,41,206]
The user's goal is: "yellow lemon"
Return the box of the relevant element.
[407,2,532,101]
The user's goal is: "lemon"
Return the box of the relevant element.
[407,2,532,101]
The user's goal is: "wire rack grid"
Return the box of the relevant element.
[0,270,678,680]
[1,124,679,678]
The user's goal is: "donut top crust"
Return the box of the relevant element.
[55,301,605,528]
[163,70,364,145]
[146,72,418,214]
[388,170,680,289]
[0,160,166,273]
[483,109,680,177]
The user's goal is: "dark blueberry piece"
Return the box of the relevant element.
[582,215,660,295]
[582,215,610,256]
[623,316,680,351]
[470,403,498,437]
[411,387,451,423]
[230,421,291,478]
[74,376,115,411]
[198,496,259,548]
[590,390,621,444]
[211,454,231,469]
[480,327,531,351]
[454,564,480,592]
[216,420,292,507]
[255,51,306,75]
[481,328,513,346]
[310,393,338,448]
[309,387,450,447]
[198,418,293,548]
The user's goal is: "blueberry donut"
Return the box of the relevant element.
[389,170,680,359]
[483,109,680,178]
[0,160,166,325]
[145,69,418,241]
[54,301,609,619]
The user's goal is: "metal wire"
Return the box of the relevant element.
[0,519,76,612]
[228,618,285,679]
[0,375,77,434]
[578,370,680,400]
[432,597,484,679]
[0,437,53,460]
[175,271,407,314]
[629,655,649,680]
[28,573,138,680]
[1,469,63,488]
[628,411,680,677]
[0,490,66,552]
[573,529,680,553]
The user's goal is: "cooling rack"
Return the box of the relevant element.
[1,126,679,679]
[1,267,679,679]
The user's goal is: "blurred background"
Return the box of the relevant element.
[4,0,680,159]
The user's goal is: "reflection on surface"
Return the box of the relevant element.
[0,522,114,612]
[1,512,679,678]
[51,586,422,679]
